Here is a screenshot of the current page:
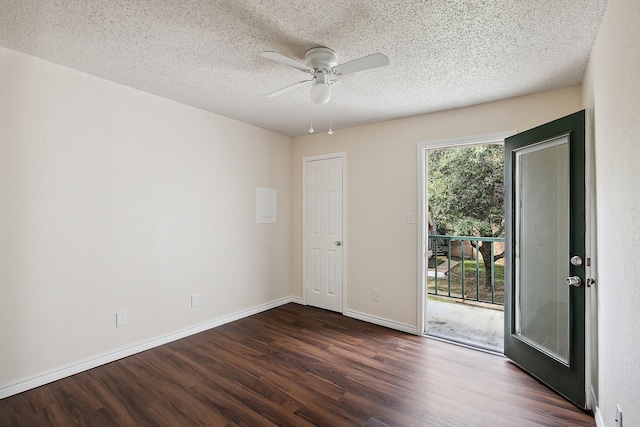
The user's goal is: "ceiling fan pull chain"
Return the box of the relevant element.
[328,106,334,135]
[309,105,315,133]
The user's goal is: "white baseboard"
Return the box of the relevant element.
[594,407,605,427]
[590,385,605,427]
[344,309,418,335]
[0,296,303,400]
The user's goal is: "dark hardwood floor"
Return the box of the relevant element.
[0,303,594,426]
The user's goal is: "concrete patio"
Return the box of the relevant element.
[427,297,504,353]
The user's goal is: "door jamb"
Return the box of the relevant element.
[584,109,596,411]
[302,152,348,314]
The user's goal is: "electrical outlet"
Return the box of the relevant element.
[373,289,380,301]
[116,311,127,327]
[191,294,200,308]
[615,404,622,427]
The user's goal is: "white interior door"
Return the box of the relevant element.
[304,155,344,312]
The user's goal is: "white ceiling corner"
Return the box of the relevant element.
[0,0,607,137]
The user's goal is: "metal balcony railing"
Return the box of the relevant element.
[428,235,505,306]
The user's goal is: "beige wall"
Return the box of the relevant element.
[291,87,583,328]
[582,0,640,425]
[0,48,292,392]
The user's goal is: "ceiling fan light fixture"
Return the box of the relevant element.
[311,73,331,105]
[261,47,390,131]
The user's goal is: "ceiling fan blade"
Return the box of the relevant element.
[260,51,313,73]
[330,80,361,98]
[332,52,390,75]
[266,79,312,97]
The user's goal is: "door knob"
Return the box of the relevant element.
[566,276,582,287]
[335,241,342,246]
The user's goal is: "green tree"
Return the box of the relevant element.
[428,144,504,287]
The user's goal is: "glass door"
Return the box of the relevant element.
[504,110,587,408]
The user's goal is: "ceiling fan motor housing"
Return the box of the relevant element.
[305,47,337,72]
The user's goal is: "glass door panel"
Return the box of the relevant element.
[514,135,570,364]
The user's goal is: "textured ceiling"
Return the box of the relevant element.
[0,1,607,137]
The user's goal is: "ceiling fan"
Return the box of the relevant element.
[260,47,390,105]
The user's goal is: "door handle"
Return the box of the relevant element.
[335,241,342,246]
[566,276,582,287]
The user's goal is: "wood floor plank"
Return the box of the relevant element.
[0,303,594,426]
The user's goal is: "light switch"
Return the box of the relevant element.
[408,212,415,224]
[116,311,127,327]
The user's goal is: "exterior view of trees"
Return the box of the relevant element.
[428,144,505,287]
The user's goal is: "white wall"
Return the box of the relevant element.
[0,48,292,394]
[582,0,640,425]
[291,87,583,329]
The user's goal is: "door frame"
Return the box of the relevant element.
[417,132,515,335]
[581,109,596,410]
[584,109,597,411]
[302,152,348,313]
